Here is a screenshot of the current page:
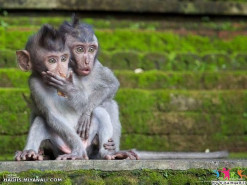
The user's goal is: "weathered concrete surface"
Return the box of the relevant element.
[1,160,247,172]
[1,0,247,15]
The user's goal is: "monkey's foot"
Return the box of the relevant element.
[56,154,89,160]
[104,151,139,160]
[15,150,43,161]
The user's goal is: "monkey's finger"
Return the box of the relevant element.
[27,150,35,158]
[104,155,112,160]
[104,145,116,150]
[83,155,89,160]
[37,155,43,161]
[129,151,140,160]
[15,151,22,161]
[114,152,128,159]
[41,72,47,76]
[85,121,90,140]
[46,76,64,86]
[76,122,81,133]
[104,142,115,146]
[47,71,66,82]
[48,82,62,89]
[20,151,28,160]
[126,152,136,160]
[80,123,87,139]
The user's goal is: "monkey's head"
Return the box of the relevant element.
[59,16,98,76]
[16,24,70,78]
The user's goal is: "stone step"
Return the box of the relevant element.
[0,69,246,89]
[2,29,247,55]
[0,88,246,114]
[1,133,247,155]
[1,160,247,173]
[2,16,247,32]
[2,49,247,70]
[1,111,245,135]
[0,88,246,154]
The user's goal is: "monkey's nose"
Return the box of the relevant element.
[59,71,66,78]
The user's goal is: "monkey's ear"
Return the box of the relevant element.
[16,50,32,71]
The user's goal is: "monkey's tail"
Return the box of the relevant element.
[131,150,229,160]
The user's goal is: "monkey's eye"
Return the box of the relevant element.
[88,47,95,53]
[76,47,84,53]
[61,55,67,62]
[48,58,57,64]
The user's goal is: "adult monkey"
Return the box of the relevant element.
[55,17,138,160]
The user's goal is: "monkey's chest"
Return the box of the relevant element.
[51,93,80,127]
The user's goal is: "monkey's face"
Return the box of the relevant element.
[70,41,98,76]
[43,51,70,78]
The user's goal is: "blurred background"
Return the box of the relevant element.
[0,0,246,160]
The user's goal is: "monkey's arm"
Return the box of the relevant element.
[77,62,120,139]
[42,71,88,112]
[29,76,87,159]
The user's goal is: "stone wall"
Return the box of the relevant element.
[1,0,247,15]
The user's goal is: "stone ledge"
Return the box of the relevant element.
[1,0,247,15]
[1,160,247,172]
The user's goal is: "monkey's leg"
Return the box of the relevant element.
[15,116,50,161]
[91,107,115,159]
[102,100,139,160]
[102,100,121,152]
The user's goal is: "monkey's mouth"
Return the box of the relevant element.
[77,68,91,76]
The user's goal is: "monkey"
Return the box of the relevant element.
[15,24,90,160]
[52,16,139,160]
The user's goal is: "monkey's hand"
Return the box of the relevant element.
[15,150,43,161]
[42,71,77,95]
[105,151,139,160]
[56,150,89,160]
[77,111,92,140]
[103,139,116,152]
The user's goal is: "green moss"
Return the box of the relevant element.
[0,154,14,161]
[121,134,169,151]
[173,53,201,71]
[138,170,168,185]
[232,53,247,70]
[98,51,112,68]
[1,69,247,90]
[140,52,168,70]
[229,152,247,159]
[0,88,246,153]
[0,69,30,87]
[2,28,247,54]
[111,51,141,70]
[0,135,27,155]
[1,47,247,71]
[2,169,237,185]
[104,175,138,185]
[0,49,16,68]
[167,174,197,185]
